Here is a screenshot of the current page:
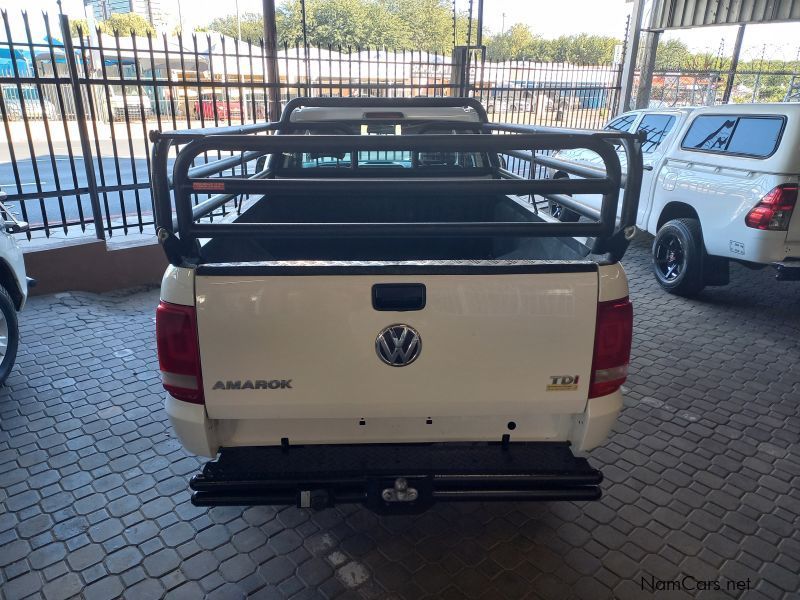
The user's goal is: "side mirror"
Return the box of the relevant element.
[0,196,28,234]
[5,220,29,234]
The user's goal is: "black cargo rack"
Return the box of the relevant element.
[150,97,644,267]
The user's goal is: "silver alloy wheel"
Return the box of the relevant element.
[0,308,7,361]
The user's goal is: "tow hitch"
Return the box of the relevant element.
[382,477,419,503]
[189,442,603,514]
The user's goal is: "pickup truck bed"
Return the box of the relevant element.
[202,192,588,262]
[151,97,642,513]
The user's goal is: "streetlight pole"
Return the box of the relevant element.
[177,0,184,34]
[235,0,242,41]
[300,0,308,48]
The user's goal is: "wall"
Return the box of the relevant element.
[24,239,167,296]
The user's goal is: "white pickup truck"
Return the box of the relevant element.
[150,98,642,513]
[549,103,800,295]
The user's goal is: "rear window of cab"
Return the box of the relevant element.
[681,114,786,158]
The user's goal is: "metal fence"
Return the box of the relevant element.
[635,64,800,108]
[0,10,623,242]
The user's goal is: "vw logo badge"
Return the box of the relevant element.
[375,324,422,367]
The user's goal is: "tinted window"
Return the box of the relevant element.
[637,114,676,153]
[682,116,736,151]
[725,117,784,157]
[681,114,785,158]
[605,114,636,132]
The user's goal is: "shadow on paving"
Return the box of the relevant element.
[0,234,798,599]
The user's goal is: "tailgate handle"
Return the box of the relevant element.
[372,283,426,311]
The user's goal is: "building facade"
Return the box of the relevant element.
[86,0,168,28]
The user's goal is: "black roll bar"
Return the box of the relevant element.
[150,98,643,267]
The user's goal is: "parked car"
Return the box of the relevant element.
[194,92,242,121]
[108,85,152,120]
[151,97,642,513]
[3,86,57,120]
[485,96,534,114]
[0,193,31,384]
[548,103,800,295]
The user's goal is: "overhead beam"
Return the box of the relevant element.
[653,0,800,29]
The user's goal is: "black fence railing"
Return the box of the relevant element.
[0,10,624,242]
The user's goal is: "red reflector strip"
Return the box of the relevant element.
[192,181,226,192]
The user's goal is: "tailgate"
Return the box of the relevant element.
[195,262,599,421]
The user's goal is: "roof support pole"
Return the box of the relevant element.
[262,0,282,121]
[618,0,644,113]
[634,27,660,109]
[476,0,484,47]
[722,24,746,104]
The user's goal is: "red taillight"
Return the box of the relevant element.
[156,301,204,404]
[745,184,797,231]
[589,297,633,399]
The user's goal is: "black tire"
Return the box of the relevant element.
[549,201,580,222]
[549,173,580,222]
[0,285,19,385]
[652,218,706,296]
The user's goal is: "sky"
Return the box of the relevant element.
[5,0,800,62]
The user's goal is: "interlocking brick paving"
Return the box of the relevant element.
[1,236,798,599]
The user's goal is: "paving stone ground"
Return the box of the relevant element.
[1,236,799,600]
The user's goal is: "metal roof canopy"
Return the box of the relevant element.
[619,0,800,112]
[653,0,800,29]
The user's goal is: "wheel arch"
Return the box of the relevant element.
[656,201,700,231]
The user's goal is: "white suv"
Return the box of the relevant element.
[0,194,30,384]
[550,103,800,295]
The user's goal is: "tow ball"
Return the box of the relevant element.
[381,478,419,503]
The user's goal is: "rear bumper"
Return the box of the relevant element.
[189,441,602,513]
[166,391,623,460]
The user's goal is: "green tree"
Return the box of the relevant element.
[69,18,89,38]
[655,39,691,69]
[563,33,617,64]
[98,13,156,37]
[485,24,538,61]
[205,0,465,52]
[485,30,618,63]
[386,0,457,52]
[304,0,402,48]
[202,12,265,44]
